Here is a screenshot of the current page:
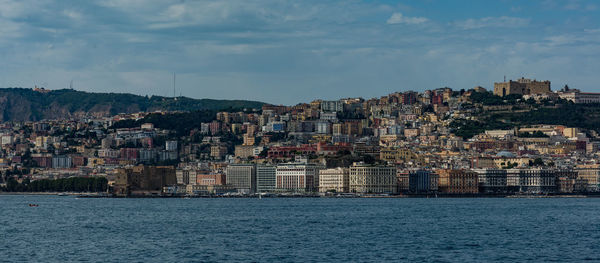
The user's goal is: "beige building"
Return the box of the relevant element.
[234,145,255,159]
[349,163,397,194]
[493,77,551,97]
[576,164,600,192]
[437,169,479,194]
[404,128,419,138]
[243,134,255,146]
[380,147,424,165]
[472,156,532,169]
[318,167,350,193]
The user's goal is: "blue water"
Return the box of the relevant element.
[2,196,600,262]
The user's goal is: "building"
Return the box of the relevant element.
[319,167,349,193]
[558,90,600,104]
[321,100,343,112]
[176,168,197,185]
[397,171,410,193]
[210,145,228,160]
[165,141,178,151]
[234,145,255,159]
[196,173,226,186]
[52,156,72,169]
[113,166,177,196]
[437,169,479,194]
[473,169,507,193]
[408,170,432,194]
[243,134,255,146]
[349,163,397,194]
[225,164,256,194]
[556,169,578,193]
[275,163,323,192]
[493,77,551,97]
[576,164,600,192]
[256,164,276,193]
[380,148,424,165]
[514,168,557,194]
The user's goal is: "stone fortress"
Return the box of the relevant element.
[493,77,551,97]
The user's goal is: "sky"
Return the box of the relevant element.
[0,0,599,105]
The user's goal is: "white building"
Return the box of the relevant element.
[349,163,397,194]
[558,91,600,104]
[318,167,349,193]
[276,163,323,192]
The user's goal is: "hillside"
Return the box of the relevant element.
[451,91,600,138]
[0,88,265,121]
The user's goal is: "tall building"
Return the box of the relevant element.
[226,164,256,194]
[319,167,349,193]
[349,163,397,194]
[493,77,551,97]
[437,169,479,194]
[256,164,276,193]
[276,163,323,192]
[408,170,432,193]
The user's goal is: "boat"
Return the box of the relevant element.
[28,204,39,207]
[57,193,68,196]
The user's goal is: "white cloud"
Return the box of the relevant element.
[63,9,83,21]
[455,16,530,30]
[584,28,600,33]
[386,12,428,25]
[564,0,597,11]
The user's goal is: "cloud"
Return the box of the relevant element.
[386,12,428,25]
[0,1,599,104]
[584,28,600,33]
[455,16,530,30]
[564,0,597,11]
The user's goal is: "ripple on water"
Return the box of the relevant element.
[1,197,600,262]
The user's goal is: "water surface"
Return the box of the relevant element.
[2,196,599,262]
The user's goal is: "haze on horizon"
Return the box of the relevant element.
[0,0,599,105]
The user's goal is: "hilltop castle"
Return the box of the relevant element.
[493,77,551,97]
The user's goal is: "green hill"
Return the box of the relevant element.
[0,88,264,121]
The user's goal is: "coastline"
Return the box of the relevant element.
[2,192,598,198]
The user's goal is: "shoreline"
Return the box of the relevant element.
[0,192,99,196]
[3,192,598,198]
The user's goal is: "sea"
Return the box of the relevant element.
[2,196,600,262]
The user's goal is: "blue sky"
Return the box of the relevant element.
[0,0,599,104]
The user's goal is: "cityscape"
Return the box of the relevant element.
[3,1,600,261]
[1,78,600,197]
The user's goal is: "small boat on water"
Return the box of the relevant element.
[28,204,39,207]
[57,193,68,196]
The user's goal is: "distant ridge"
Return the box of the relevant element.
[0,88,265,122]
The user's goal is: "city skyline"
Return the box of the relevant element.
[1,0,600,104]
